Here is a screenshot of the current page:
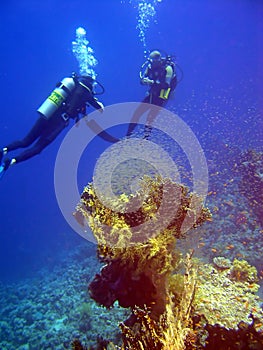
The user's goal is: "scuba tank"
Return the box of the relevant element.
[37,77,77,119]
[158,55,179,99]
[165,55,177,91]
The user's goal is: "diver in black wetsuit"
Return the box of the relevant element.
[0,73,104,174]
[127,50,177,138]
[140,50,176,106]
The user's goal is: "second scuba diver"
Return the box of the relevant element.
[126,50,177,138]
[0,73,104,175]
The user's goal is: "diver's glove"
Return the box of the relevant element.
[96,101,104,113]
[141,77,154,85]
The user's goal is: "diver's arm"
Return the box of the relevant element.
[75,98,104,127]
[140,67,154,85]
[141,77,154,85]
[88,97,104,112]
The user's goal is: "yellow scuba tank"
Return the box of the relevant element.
[37,77,76,119]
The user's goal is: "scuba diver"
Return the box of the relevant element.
[0,73,104,176]
[126,50,177,138]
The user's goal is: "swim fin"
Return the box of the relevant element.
[0,159,11,180]
[0,163,6,180]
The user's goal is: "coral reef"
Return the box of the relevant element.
[75,176,209,348]
[74,175,263,349]
[72,337,114,350]
[195,157,263,276]
[72,339,87,350]
[193,260,263,331]
[0,245,128,350]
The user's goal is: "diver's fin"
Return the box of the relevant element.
[0,163,6,180]
[126,123,137,137]
[0,159,12,180]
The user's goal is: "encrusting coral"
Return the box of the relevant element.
[74,175,263,349]
[193,259,263,332]
[230,258,258,283]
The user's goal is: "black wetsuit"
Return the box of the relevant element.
[5,76,102,163]
[142,63,170,106]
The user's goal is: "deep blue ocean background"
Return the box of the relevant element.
[0,0,262,281]
[0,1,262,347]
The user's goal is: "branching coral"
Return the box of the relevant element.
[75,176,211,248]
[118,251,198,350]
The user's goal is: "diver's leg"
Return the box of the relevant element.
[4,116,48,152]
[143,97,166,139]
[14,117,67,164]
[126,96,151,137]
[14,138,53,163]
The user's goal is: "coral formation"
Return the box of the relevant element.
[75,176,210,348]
[72,339,87,350]
[213,256,232,270]
[193,260,263,331]
[74,175,263,349]
[229,258,258,284]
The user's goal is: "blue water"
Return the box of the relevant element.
[0,0,262,285]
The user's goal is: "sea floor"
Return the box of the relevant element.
[0,243,128,350]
